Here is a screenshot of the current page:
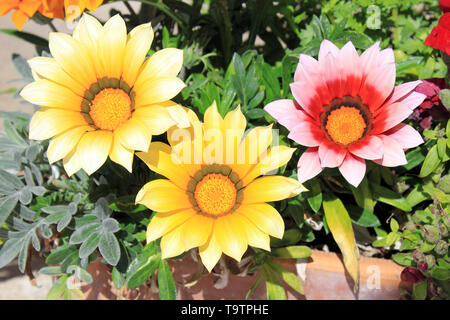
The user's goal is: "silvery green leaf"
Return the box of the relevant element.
[67,202,77,215]
[0,194,19,226]
[12,54,33,80]
[69,222,101,244]
[25,144,40,162]
[30,186,46,196]
[102,218,120,233]
[42,205,67,215]
[24,167,35,187]
[79,232,100,259]
[56,212,73,232]
[17,235,31,273]
[18,188,32,205]
[29,163,43,186]
[93,198,112,220]
[0,169,23,190]
[98,231,120,266]
[39,266,63,276]
[19,205,36,221]
[40,223,53,239]
[0,238,23,268]
[31,230,40,251]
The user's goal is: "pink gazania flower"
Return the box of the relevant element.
[264,40,426,187]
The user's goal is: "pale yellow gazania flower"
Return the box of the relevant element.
[135,103,308,272]
[20,14,190,175]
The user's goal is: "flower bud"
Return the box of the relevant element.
[434,240,448,256]
[401,267,425,284]
[418,260,428,271]
[424,255,436,269]
[421,225,441,244]
[413,249,425,262]
[439,222,449,237]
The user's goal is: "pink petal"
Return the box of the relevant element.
[288,120,325,147]
[294,54,320,83]
[348,135,384,160]
[339,41,363,96]
[318,140,347,168]
[360,41,381,77]
[395,91,426,111]
[297,147,323,183]
[290,81,324,120]
[321,52,345,99]
[318,39,339,62]
[383,123,424,149]
[378,48,395,66]
[371,102,414,135]
[374,135,407,167]
[338,153,366,188]
[359,62,396,111]
[382,80,422,107]
[264,99,306,131]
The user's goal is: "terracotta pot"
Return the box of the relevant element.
[80,250,410,300]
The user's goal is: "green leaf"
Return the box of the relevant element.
[412,280,428,300]
[266,259,303,295]
[0,29,48,48]
[430,267,450,281]
[270,246,312,259]
[46,275,68,300]
[390,218,399,232]
[0,238,22,268]
[419,145,441,178]
[98,231,120,266]
[439,89,450,109]
[0,194,19,226]
[109,195,148,213]
[350,178,376,212]
[69,222,101,244]
[370,183,412,212]
[322,194,360,292]
[158,260,177,300]
[39,266,63,276]
[79,232,100,259]
[305,180,322,213]
[127,252,161,289]
[406,186,430,207]
[246,272,264,300]
[112,267,125,290]
[263,264,287,300]
[347,205,381,227]
[392,253,414,266]
[437,139,447,160]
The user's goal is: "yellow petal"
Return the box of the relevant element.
[231,124,273,179]
[199,229,222,272]
[63,146,82,177]
[168,106,202,146]
[27,57,86,96]
[122,23,153,86]
[20,79,83,111]
[109,134,134,172]
[132,103,176,136]
[115,117,152,152]
[134,77,186,108]
[165,103,191,129]
[203,101,224,164]
[77,130,113,175]
[223,106,247,166]
[29,108,88,141]
[239,215,271,251]
[224,105,246,139]
[47,126,93,164]
[181,214,213,251]
[135,179,191,212]
[242,176,307,204]
[49,32,97,86]
[215,214,247,262]
[236,203,284,239]
[146,208,196,243]
[72,13,103,76]
[241,146,296,186]
[160,225,187,259]
[134,48,183,90]
[136,142,191,190]
[97,14,127,79]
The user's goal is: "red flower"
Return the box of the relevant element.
[440,0,450,13]
[409,78,450,129]
[401,267,425,284]
[425,13,450,55]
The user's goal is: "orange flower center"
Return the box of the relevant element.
[325,106,367,146]
[194,173,237,216]
[89,88,131,131]
[320,95,372,147]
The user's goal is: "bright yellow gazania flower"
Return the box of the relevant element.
[135,103,307,272]
[20,14,190,175]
